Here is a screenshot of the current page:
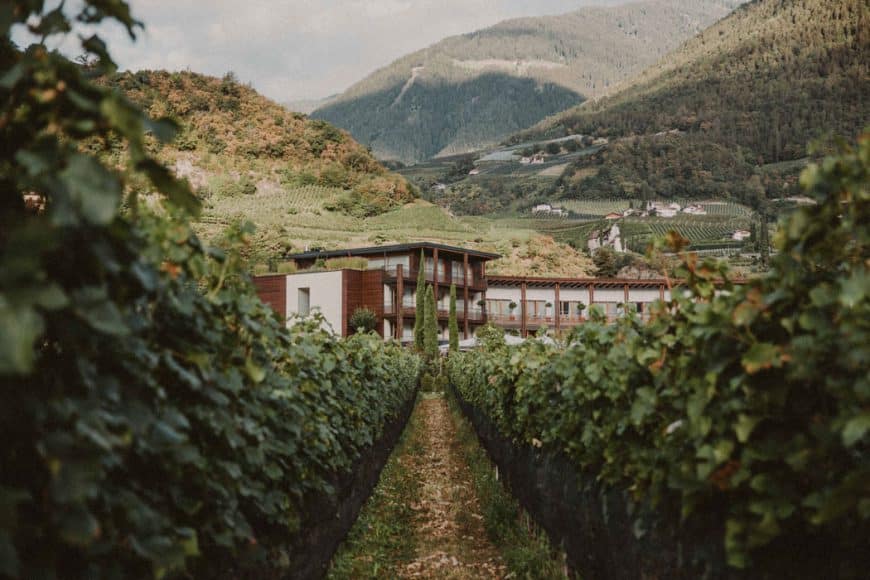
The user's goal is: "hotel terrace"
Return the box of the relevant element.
[254,242,676,341]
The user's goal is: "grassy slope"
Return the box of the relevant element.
[108,70,413,210]
[110,70,592,275]
[313,0,744,163]
[520,0,870,203]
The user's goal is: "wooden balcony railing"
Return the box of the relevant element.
[383,304,486,322]
[383,267,484,288]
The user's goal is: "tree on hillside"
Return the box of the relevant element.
[592,247,619,277]
[448,285,459,353]
[423,285,439,362]
[414,250,426,350]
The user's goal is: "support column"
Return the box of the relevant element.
[659,284,665,301]
[433,248,439,288]
[588,284,595,317]
[463,254,470,339]
[432,248,439,333]
[396,264,404,341]
[521,281,528,337]
[555,283,561,334]
[624,283,630,304]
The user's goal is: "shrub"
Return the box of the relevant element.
[350,307,378,334]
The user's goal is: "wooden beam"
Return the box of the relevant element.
[433,247,439,288]
[555,282,561,333]
[396,264,404,340]
[463,253,470,339]
[521,281,527,337]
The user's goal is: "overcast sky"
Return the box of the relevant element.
[17,0,628,102]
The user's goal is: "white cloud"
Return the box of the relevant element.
[12,0,627,101]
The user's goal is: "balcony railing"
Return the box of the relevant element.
[382,266,484,288]
[383,304,486,321]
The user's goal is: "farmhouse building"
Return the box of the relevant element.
[254,242,678,341]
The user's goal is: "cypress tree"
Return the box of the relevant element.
[448,284,459,353]
[414,249,426,350]
[423,285,439,361]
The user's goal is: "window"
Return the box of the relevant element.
[487,300,515,317]
[387,255,409,271]
[403,287,415,308]
[451,261,465,281]
[526,300,547,319]
[561,301,585,319]
[298,288,310,315]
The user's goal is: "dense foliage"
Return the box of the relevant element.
[448,136,869,574]
[414,253,426,351]
[107,69,414,214]
[1,3,419,578]
[528,0,870,203]
[314,0,742,163]
[423,285,439,362]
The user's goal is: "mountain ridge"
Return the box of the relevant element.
[519,0,870,204]
[312,0,747,163]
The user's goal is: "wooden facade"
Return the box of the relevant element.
[252,274,287,321]
[342,270,386,337]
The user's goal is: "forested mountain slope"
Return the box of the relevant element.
[313,0,745,163]
[524,0,870,203]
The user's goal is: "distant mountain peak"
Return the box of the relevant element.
[312,0,748,163]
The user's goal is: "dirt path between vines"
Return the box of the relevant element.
[401,394,506,579]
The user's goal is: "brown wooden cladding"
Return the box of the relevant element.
[253,275,287,321]
[342,270,385,337]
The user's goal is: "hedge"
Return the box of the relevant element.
[1,3,421,578]
[448,135,869,577]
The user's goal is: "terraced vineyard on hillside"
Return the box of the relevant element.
[498,200,755,253]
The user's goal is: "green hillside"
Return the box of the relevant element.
[107,70,592,276]
[106,70,414,216]
[313,0,745,163]
[521,0,869,204]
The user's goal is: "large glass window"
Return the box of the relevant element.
[403,287,415,308]
[561,301,585,319]
[528,300,546,319]
[486,299,515,317]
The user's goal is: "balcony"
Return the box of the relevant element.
[383,304,486,322]
[382,267,485,289]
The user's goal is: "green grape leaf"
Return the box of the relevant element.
[60,154,121,225]
[0,301,44,375]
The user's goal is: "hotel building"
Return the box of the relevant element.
[254,242,675,341]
